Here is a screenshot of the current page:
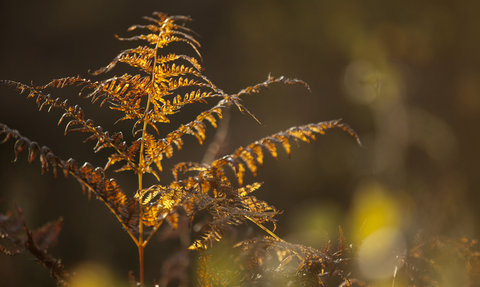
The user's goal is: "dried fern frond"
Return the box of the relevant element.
[1,11,364,286]
[209,119,361,186]
[154,160,281,251]
[196,252,214,287]
[236,72,311,96]
[168,118,361,250]
[234,231,363,286]
[181,177,280,251]
[0,204,69,286]
[0,124,139,235]
[0,80,140,176]
[135,182,188,230]
[394,231,480,286]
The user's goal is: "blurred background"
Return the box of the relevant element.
[1,0,479,285]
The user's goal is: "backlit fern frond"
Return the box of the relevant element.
[169,122,361,250]
[181,176,280,250]
[209,119,361,186]
[140,104,225,174]
[0,80,140,176]
[0,11,364,286]
[158,159,277,250]
[197,252,214,287]
[92,13,200,75]
[135,183,188,230]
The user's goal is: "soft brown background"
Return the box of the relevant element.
[1,0,480,285]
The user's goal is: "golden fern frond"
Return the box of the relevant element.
[33,73,150,124]
[239,196,278,221]
[165,211,179,229]
[169,77,204,91]
[104,138,141,170]
[183,177,280,251]
[172,162,209,181]
[196,252,213,287]
[0,80,93,135]
[189,225,224,251]
[135,182,191,230]
[87,57,207,122]
[237,182,263,197]
[137,105,225,175]
[142,12,199,37]
[1,11,366,285]
[157,53,202,71]
[146,64,206,120]
[210,119,361,186]
[77,13,210,141]
[161,89,216,116]
[0,80,140,175]
[95,46,156,75]
[156,63,202,79]
[91,13,200,76]
[188,202,255,251]
[83,73,149,112]
[118,26,201,58]
[148,74,314,169]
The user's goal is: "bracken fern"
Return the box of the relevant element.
[0,12,361,286]
[2,11,480,287]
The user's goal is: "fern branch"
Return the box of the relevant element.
[210,119,361,185]
[235,234,358,285]
[234,73,311,97]
[0,80,140,174]
[196,252,213,287]
[0,124,140,244]
[0,204,70,286]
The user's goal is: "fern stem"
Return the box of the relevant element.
[136,28,163,285]
[245,216,280,240]
[144,217,166,246]
[137,173,145,284]
[138,244,145,285]
[53,163,140,245]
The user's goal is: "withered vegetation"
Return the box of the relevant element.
[1,12,478,287]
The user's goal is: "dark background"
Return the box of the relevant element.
[1,0,479,285]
